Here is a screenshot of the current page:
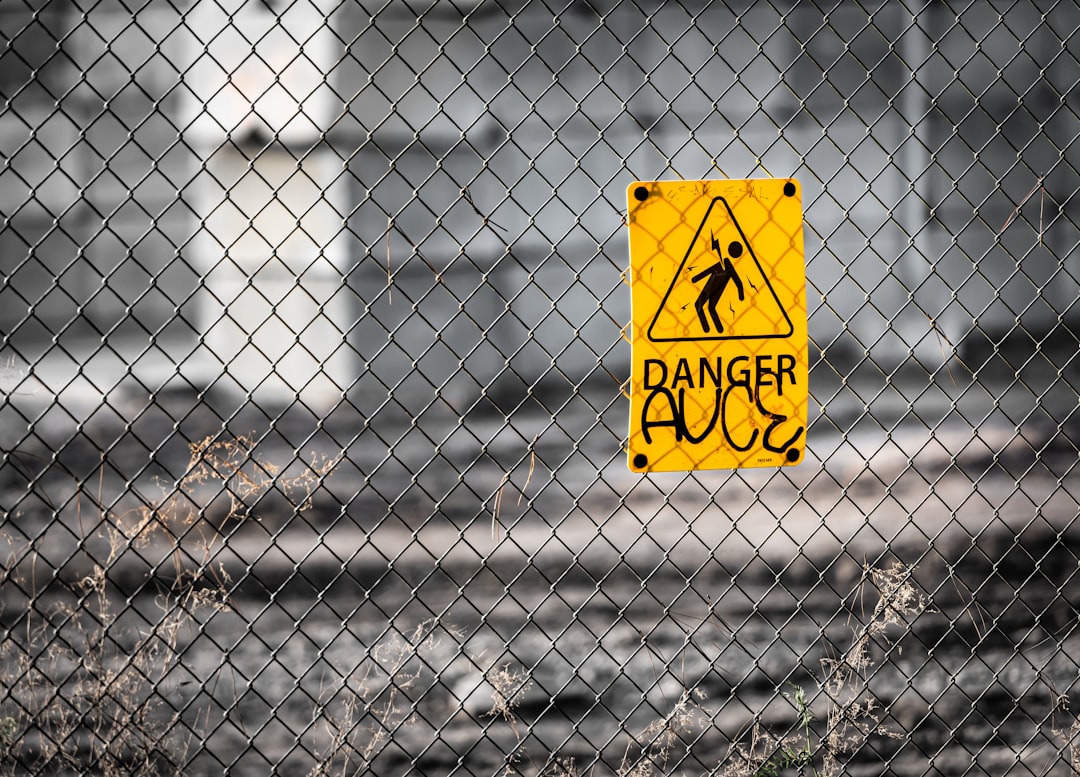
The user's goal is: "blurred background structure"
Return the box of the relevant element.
[1,1,1080,775]
[5,0,1078,412]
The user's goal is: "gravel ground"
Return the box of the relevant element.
[2,383,1080,776]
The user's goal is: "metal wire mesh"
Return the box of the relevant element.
[1,0,1079,774]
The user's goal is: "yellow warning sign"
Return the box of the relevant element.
[626,179,808,472]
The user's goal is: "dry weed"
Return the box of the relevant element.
[722,561,929,777]
[0,432,334,776]
[179,433,336,525]
[814,562,927,774]
[485,662,534,777]
[725,722,810,777]
[541,756,581,776]
[487,663,533,724]
[307,619,458,777]
[820,562,928,765]
[0,545,202,775]
[618,688,707,777]
[1051,691,1080,771]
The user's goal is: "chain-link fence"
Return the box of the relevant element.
[1,0,1079,774]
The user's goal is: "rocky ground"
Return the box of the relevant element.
[1,376,1079,776]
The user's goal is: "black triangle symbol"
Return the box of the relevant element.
[647,196,794,343]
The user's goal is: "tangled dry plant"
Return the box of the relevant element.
[821,562,931,766]
[485,662,534,777]
[177,433,336,526]
[0,518,201,773]
[618,688,708,777]
[0,433,334,776]
[725,561,930,777]
[307,619,461,777]
[1050,690,1080,771]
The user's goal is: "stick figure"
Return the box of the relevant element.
[692,234,745,334]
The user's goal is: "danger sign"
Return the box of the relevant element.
[626,179,808,472]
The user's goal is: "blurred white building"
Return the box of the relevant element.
[178,0,356,407]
